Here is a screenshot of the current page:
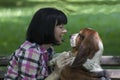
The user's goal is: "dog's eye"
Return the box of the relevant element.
[79,34,84,40]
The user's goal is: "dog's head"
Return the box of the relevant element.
[70,28,103,69]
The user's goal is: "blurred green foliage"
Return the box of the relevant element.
[0,0,120,56]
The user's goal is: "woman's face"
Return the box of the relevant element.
[54,24,67,44]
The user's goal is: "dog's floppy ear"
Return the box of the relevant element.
[71,29,99,67]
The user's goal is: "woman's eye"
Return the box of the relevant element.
[58,24,65,29]
[79,34,84,40]
[60,27,63,29]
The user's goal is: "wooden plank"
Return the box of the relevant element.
[1,56,120,66]
[0,56,10,66]
[0,56,120,79]
[106,69,120,80]
[0,69,120,79]
[0,70,6,79]
[101,56,120,66]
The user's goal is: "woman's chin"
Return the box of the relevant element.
[57,40,62,45]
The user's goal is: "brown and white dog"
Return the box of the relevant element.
[60,28,110,80]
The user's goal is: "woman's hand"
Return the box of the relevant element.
[54,52,73,75]
[45,52,74,80]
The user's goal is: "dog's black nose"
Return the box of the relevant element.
[69,35,72,38]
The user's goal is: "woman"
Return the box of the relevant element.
[4,7,72,80]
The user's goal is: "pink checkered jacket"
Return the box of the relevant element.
[4,41,54,80]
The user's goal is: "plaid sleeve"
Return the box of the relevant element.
[18,48,40,80]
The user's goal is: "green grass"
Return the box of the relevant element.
[0,3,120,56]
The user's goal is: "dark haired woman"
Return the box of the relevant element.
[5,7,72,80]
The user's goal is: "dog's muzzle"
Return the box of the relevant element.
[70,33,79,47]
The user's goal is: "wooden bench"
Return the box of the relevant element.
[0,56,120,80]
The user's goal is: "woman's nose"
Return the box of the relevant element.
[63,29,67,33]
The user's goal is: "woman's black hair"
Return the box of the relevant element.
[26,7,67,45]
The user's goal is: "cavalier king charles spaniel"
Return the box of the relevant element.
[60,28,111,80]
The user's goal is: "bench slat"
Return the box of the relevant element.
[106,69,120,79]
[0,56,10,66]
[0,70,6,79]
[101,56,120,66]
[1,56,120,66]
[0,56,120,80]
[0,69,120,79]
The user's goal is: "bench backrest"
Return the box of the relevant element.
[0,56,120,80]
